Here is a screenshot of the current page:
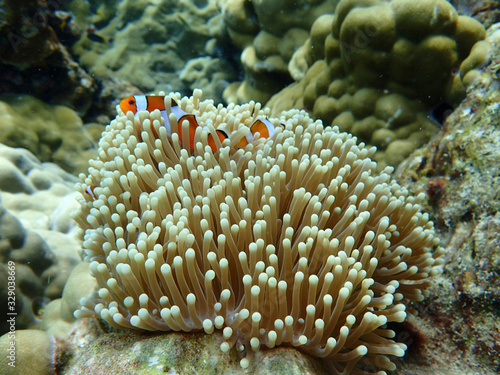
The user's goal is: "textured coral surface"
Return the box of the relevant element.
[267,0,489,169]
[393,24,500,375]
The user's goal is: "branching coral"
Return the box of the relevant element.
[73,90,443,374]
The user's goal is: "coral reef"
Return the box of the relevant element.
[266,0,489,169]
[0,144,81,336]
[73,90,442,374]
[392,23,500,375]
[69,0,236,104]
[451,0,500,28]
[0,95,97,174]
[0,2,498,374]
[221,0,338,104]
[0,0,96,113]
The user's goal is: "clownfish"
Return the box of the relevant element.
[85,185,97,200]
[119,95,280,152]
[237,118,277,149]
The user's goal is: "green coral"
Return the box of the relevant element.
[0,95,96,174]
[0,329,53,375]
[222,0,338,104]
[267,0,489,168]
[70,0,233,103]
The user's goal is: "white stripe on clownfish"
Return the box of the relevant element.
[120,95,206,149]
[85,185,97,200]
[119,95,282,152]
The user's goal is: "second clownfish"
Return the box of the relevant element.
[119,95,279,152]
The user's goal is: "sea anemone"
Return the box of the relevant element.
[73,89,443,374]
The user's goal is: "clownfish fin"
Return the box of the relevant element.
[168,98,201,150]
[169,98,186,119]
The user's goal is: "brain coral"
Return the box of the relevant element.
[74,90,443,374]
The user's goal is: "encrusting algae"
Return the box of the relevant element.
[73,89,443,374]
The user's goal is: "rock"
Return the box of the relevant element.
[393,23,500,374]
[59,321,330,375]
[0,0,96,113]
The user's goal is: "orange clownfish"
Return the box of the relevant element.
[119,95,280,152]
[237,118,277,148]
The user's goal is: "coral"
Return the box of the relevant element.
[267,0,489,169]
[0,144,81,335]
[0,205,55,335]
[0,0,96,113]
[222,30,295,105]
[392,24,500,374]
[69,0,235,104]
[221,0,338,104]
[0,95,97,174]
[35,262,97,339]
[179,56,236,102]
[0,329,54,375]
[73,90,442,374]
[450,0,500,29]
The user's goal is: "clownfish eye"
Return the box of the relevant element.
[128,99,135,105]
